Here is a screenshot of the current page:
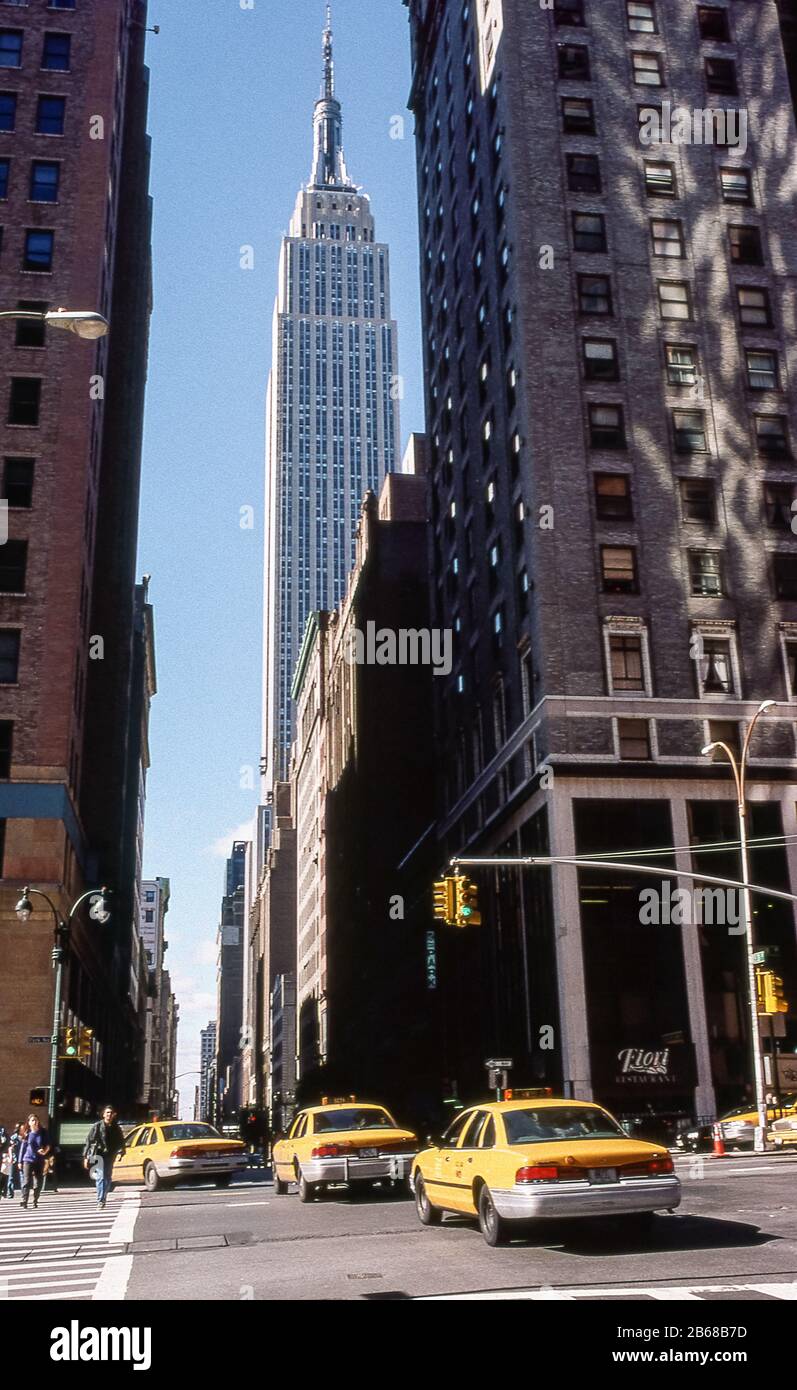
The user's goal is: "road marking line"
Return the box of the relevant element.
[109,1198,140,1245]
[92,1254,133,1302]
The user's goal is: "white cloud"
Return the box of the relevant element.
[204,819,255,859]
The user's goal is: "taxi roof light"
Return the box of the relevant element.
[503,1087,554,1102]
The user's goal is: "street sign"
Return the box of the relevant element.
[485,1057,513,1070]
[27,1035,50,1045]
[753,946,780,965]
[752,951,767,965]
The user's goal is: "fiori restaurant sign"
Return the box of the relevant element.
[618,1047,671,1080]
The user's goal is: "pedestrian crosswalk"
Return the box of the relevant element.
[420,1280,797,1301]
[0,1189,139,1300]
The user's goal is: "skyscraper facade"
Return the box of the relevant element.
[262,14,401,785]
[405,0,797,1123]
[0,0,153,1124]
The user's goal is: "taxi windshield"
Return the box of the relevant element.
[160,1124,220,1142]
[313,1108,394,1134]
[503,1106,625,1145]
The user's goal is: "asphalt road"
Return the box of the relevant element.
[118,1153,797,1301]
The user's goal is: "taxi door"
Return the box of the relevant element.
[441,1110,487,1213]
[113,1127,150,1183]
[275,1113,308,1180]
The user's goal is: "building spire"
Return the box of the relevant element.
[309,7,354,191]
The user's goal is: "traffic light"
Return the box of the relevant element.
[78,1026,94,1059]
[764,973,788,1015]
[62,1026,79,1058]
[29,1088,47,1107]
[454,876,482,928]
[432,878,456,926]
[756,967,767,1015]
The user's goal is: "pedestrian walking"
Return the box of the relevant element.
[19,1114,51,1210]
[5,1124,23,1199]
[83,1105,127,1209]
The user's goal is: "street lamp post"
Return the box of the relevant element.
[14,885,112,1148]
[701,699,778,1152]
[0,308,109,339]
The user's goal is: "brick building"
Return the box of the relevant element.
[404,0,797,1125]
[0,0,153,1125]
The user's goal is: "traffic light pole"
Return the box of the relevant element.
[47,926,68,1144]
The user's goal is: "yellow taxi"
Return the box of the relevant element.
[113,1121,248,1192]
[272,1100,418,1202]
[411,1093,681,1246]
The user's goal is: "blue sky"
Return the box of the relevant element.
[138,0,422,1106]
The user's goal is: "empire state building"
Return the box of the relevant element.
[263,12,401,784]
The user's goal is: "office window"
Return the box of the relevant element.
[610,635,644,691]
[698,6,730,41]
[786,641,797,696]
[0,539,26,593]
[765,483,795,530]
[673,408,707,452]
[651,218,684,258]
[689,549,723,596]
[583,338,618,381]
[680,477,715,526]
[665,343,698,387]
[589,403,625,448]
[8,377,40,425]
[0,722,11,778]
[557,44,590,80]
[567,151,601,193]
[729,224,763,265]
[578,272,611,315]
[49,1,77,8]
[595,472,632,520]
[0,630,19,683]
[745,348,778,391]
[705,57,737,95]
[572,211,606,252]
[774,553,797,600]
[15,300,47,346]
[602,546,637,593]
[29,160,59,202]
[618,718,651,760]
[658,280,691,320]
[554,0,585,25]
[0,31,22,68]
[23,228,53,270]
[35,94,65,135]
[0,91,16,131]
[632,52,664,86]
[699,638,733,694]
[644,160,675,196]
[720,167,752,205]
[627,2,656,33]
[41,33,70,71]
[562,96,595,133]
[2,457,33,506]
[0,155,8,197]
[755,414,791,458]
[737,285,771,328]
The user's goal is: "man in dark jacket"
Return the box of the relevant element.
[83,1106,127,1209]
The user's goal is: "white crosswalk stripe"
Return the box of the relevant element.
[419,1281,797,1301]
[0,1191,139,1300]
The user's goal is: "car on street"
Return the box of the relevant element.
[113,1121,248,1191]
[769,1113,797,1148]
[272,1101,418,1201]
[677,1097,797,1152]
[411,1094,681,1246]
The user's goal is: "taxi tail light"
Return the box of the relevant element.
[311,1143,343,1158]
[622,1156,674,1178]
[515,1164,560,1184]
[170,1145,201,1158]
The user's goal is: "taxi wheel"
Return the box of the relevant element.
[478,1186,510,1247]
[143,1163,160,1193]
[297,1169,318,1203]
[414,1177,443,1226]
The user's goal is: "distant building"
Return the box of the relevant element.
[139,878,174,1115]
[246,782,296,1111]
[270,973,297,1134]
[215,843,249,1120]
[198,1021,217,1123]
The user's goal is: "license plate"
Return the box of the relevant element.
[359,1148,378,1159]
[588,1168,618,1185]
